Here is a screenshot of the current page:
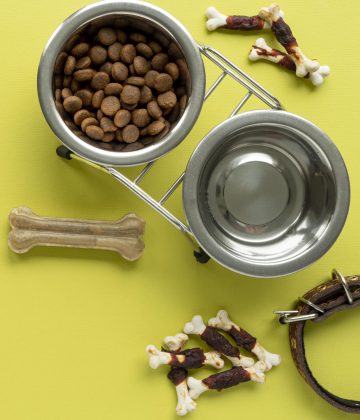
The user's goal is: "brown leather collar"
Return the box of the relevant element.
[276,271,360,414]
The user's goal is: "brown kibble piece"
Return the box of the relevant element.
[54,52,67,74]
[121,85,141,105]
[121,102,137,111]
[176,58,190,83]
[64,56,76,75]
[104,83,123,96]
[126,77,145,87]
[61,88,72,99]
[154,73,173,92]
[168,102,180,123]
[70,78,80,93]
[92,90,105,108]
[103,132,115,142]
[85,125,104,140]
[122,125,140,143]
[81,117,99,131]
[157,91,177,109]
[63,96,82,113]
[91,72,110,90]
[164,62,179,81]
[108,42,122,61]
[147,120,166,136]
[151,53,169,71]
[101,96,121,116]
[55,89,61,102]
[136,43,153,59]
[98,27,117,46]
[112,62,128,81]
[120,44,136,64]
[89,46,108,65]
[75,89,93,107]
[139,85,153,104]
[180,94,188,113]
[100,117,118,133]
[97,109,104,121]
[62,75,72,88]
[73,109,91,126]
[75,56,91,70]
[131,109,151,128]
[129,32,146,43]
[55,100,65,116]
[148,41,162,54]
[71,43,90,58]
[54,75,63,89]
[114,109,131,128]
[133,56,151,75]
[168,43,183,60]
[147,100,162,119]
[115,129,123,142]
[144,70,159,88]
[116,30,127,44]
[73,69,96,82]
[99,62,113,75]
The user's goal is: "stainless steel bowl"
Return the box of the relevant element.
[38,0,205,166]
[183,110,350,277]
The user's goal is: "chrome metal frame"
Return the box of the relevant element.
[59,45,282,250]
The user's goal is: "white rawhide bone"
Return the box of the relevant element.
[205,6,285,31]
[183,315,254,368]
[208,310,281,371]
[249,38,330,86]
[187,361,266,400]
[146,345,224,369]
[258,4,319,77]
[163,334,196,417]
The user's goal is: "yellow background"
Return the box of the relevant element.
[1,0,359,419]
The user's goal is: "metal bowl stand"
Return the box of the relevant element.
[57,45,283,264]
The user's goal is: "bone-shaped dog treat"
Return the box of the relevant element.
[208,310,281,371]
[146,345,224,369]
[249,38,330,86]
[187,361,266,400]
[258,4,319,77]
[8,207,145,261]
[205,6,285,31]
[183,315,254,368]
[163,334,197,416]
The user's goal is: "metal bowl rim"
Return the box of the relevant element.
[37,0,205,167]
[182,110,350,278]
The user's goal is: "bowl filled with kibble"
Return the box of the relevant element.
[38,0,205,166]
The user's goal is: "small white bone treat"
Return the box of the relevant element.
[249,38,330,86]
[205,6,285,31]
[208,310,281,371]
[163,334,197,416]
[146,344,224,369]
[258,4,319,77]
[183,315,254,368]
[187,361,267,400]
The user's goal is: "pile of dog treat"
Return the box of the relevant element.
[146,310,281,416]
[54,26,188,150]
[206,3,330,86]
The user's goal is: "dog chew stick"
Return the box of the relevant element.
[8,206,145,261]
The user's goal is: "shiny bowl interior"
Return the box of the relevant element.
[38,1,205,166]
[183,110,350,278]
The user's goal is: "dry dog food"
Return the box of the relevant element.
[54,25,189,151]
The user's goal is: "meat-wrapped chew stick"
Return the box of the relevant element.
[205,6,285,31]
[248,38,330,86]
[258,4,319,77]
[146,344,224,369]
[163,334,196,417]
[183,315,254,368]
[208,310,281,371]
[188,363,266,400]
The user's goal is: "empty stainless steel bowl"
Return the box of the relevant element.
[38,0,205,166]
[183,110,350,277]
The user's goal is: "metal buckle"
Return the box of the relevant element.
[332,268,353,304]
[274,268,353,324]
